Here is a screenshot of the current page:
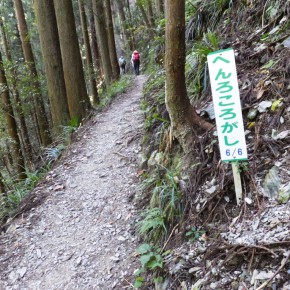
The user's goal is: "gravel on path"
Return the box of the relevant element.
[0,75,147,290]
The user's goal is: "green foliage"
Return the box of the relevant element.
[138,165,182,243]
[99,76,132,107]
[134,243,164,288]
[237,161,249,173]
[186,31,219,102]
[0,188,26,222]
[137,207,167,242]
[186,226,206,241]
[0,167,48,225]
[68,116,80,128]
[142,71,167,130]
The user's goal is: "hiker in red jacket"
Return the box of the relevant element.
[131,50,140,75]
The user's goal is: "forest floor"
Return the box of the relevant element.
[0,75,147,290]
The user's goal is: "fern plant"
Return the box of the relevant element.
[137,207,167,243]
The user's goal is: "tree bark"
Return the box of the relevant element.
[78,0,99,105]
[116,0,133,51]
[53,0,91,121]
[0,17,33,164]
[89,8,103,78]
[34,0,71,136]
[104,0,120,80]
[13,0,52,146]
[146,0,155,26]
[92,0,113,86]
[165,0,212,155]
[137,0,151,28]
[0,173,5,194]
[0,50,26,180]
[155,0,164,16]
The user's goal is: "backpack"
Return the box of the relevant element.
[119,57,126,65]
[133,52,140,61]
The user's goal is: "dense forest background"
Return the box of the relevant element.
[1,0,290,289]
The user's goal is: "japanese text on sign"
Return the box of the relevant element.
[207,48,247,161]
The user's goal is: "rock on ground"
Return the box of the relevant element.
[0,75,147,290]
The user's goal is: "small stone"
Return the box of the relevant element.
[8,271,17,283]
[36,249,42,258]
[76,257,82,266]
[117,236,126,241]
[17,267,27,278]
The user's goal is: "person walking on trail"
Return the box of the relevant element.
[131,50,140,76]
[119,55,126,74]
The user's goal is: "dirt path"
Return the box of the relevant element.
[0,76,147,290]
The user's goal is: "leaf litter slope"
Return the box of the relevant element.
[0,75,147,290]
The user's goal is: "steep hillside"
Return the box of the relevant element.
[137,1,290,289]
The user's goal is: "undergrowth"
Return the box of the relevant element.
[99,75,132,107]
[0,76,133,230]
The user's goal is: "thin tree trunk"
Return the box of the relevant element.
[137,1,151,28]
[92,0,113,86]
[34,0,71,136]
[0,50,26,180]
[0,18,33,164]
[89,9,103,78]
[103,0,119,80]
[126,0,132,19]
[116,0,133,51]
[146,0,155,26]
[78,0,99,105]
[155,0,164,16]
[53,0,91,121]
[0,173,5,194]
[13,0,52,146]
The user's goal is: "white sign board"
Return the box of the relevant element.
[207,48,247,162]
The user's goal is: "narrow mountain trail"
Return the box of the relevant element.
[0,76,147,290]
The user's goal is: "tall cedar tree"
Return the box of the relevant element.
[13,0,52,146]
[165,0,212,157]
[92,0,113,86]
[33,0,71,136]
[136,0,151,28]
[0,18,33,163]
[53,0,91,121]
[116,0,133,51]
[89,5,103,77]
[104,0,120,80]
[0,50,26,180]
[146,0,155,27]
[78,0,99,105]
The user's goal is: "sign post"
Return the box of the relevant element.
[207,48,247,205]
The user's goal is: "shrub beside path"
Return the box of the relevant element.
[0,75,147,290]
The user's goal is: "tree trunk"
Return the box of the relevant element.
[155,0,164,16]
[125,0,132,19]
[104,0,120,80]
[0,17,33,164]
[34,0,71,136]
[165,0,212,155]
[92,0,113,86]
[0,173,5,194]
[89,8,103,78]
[116,0,133,51]
[146,0,155,26]
[78,0,99,105]
[0,50,26,180]
[137,0,151,28]
[53,0,91,121]
[13,0,52,146]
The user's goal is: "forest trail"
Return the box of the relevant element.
[0,75,147,290]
